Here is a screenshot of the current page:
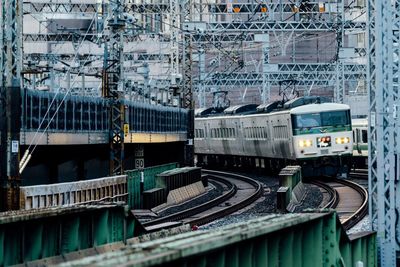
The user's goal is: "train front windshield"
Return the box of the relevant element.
[292,110,351,131]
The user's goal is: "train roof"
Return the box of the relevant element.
[224,104,258,115]
[290,103,350,114]
[195,97,348,118]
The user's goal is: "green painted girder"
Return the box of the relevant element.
[125,162,178,209]
[56,211,376,267]
[0,204,134,266]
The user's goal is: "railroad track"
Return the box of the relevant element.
[142,170,263,229]
[310,178,368,230]
[349,168,368,179]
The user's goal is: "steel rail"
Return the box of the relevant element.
[309,177,368,230]
[142,170,263,228]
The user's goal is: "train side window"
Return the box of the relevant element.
[362,130,367,143]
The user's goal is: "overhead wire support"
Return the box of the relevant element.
[181,0,194,166]
[368,0,399,264]
[0,0,22,211]
[103,0,126,175]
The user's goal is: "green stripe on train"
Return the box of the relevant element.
[293,126,352,136]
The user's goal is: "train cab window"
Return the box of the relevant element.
[293,113,321,128]
[362,130,367,143]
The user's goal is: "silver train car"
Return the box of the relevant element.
[352,118,368,168]
[194,97,353,177]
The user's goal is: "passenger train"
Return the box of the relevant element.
[352,117,368,168]
[194,97,353,177]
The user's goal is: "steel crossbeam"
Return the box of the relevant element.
[198,63,365,88]
[24,2,97,13]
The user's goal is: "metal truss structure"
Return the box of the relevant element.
[181,0,194,166]
[19,0,367,106]
[103,0,125,175]
[0,0,22,210]
[367,0,400,264]
[184,0,367,105]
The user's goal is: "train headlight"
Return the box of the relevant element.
[299,140,312,147]
[335,137,350,144]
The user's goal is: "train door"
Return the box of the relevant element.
[356,128,361,154]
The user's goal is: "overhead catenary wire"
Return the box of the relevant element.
[20,12,106,173]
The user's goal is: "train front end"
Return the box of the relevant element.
[290,103,353,177]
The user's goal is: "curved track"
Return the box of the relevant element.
[310,178,368,230]
[143,170,263,229]
[349,168,368,179]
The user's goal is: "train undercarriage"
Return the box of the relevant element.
[195,153,352,178]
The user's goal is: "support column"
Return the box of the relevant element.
[103,0,126,175]
[181,0,194,166]
[0,0,22,210]
[334,0,345,103]
[255,34,270,104]
[367,0,398,264]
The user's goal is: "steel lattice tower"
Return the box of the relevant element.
[103,0,126,175]
[368,0,400,264]
[0,0,22,210]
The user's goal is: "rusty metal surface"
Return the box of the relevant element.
[0,203,124,224]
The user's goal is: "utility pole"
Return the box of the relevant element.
[0,0,22,210]
[181,0,194,166]
[102,0,126,175]
[334,0,345,103]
